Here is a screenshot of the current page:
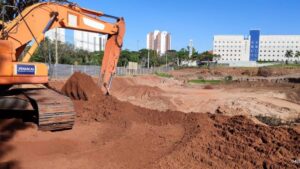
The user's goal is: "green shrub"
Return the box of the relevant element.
[155,72,173,78]
[224,76,233,81]
[188,79,221,84]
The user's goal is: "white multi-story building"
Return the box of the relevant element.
[213,30,300,62]
[147,30,171,55]
[45,28,66,43]
[46,28,108,52]
[259,36,300,62]
[213,35,250,62]
[74,30,107,52]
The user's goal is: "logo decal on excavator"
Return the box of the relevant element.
[15,65,36,75]
[83,18,105,30]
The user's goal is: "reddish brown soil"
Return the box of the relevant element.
[1,73,299,169]
[61,72,101,100]
[170,67,300,80]
[66,73,300,168]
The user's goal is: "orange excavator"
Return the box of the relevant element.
[0,2,125,130]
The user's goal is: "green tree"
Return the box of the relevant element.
[285,50,294,63]
[164,50,177,66]
[176,48,189,65]
[29,38,104,65]
[118,50,130,67]
[295,51,300,63]
[187,47,198,60]
[89,51,104,65]
[128,51,139,63]
[198,51,214,61]
[138,49,148,61]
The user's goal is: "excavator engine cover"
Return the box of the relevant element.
[0,40,48,85]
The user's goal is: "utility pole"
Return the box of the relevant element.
[55,28,58,64]
[165,53,168,68]
[147,50,150,69]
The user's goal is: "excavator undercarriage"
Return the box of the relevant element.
[0,86,75,131]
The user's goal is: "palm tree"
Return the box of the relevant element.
[295,51,300,63]
[285,50,294,64]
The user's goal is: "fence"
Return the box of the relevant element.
[48,64,174,79]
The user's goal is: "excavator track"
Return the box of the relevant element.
[23,88,75,131]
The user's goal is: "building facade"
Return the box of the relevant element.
[147,30,171,55]
[45,28,66,43]
[74,30,107,52]
[213,30,300,62]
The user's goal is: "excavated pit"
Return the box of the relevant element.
[58,72,300,168]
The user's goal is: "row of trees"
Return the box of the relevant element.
[285,50,300,62]
[26,38,300,67]
[30,38,218,67]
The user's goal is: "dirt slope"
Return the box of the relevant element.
[65,73,300,168]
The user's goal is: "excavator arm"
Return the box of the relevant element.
[0,2,125,93]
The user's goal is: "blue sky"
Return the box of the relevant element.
[69,0,300,52]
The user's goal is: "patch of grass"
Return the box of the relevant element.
[267,64,300,68]
[155,72,173,78]
[255,115,283,126]
[255,114,300,126]
[188,79,221,84]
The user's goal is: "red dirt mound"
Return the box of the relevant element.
[60,73,300,168]
[112,77,165,99]
[61,72,101,100]
[152,115,300,169]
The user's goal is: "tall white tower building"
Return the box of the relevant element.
[147,30,171,55]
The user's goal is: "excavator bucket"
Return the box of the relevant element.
[61,18,125,100]
[99,18,126,94]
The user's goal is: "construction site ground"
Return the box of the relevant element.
[0,67,299,169]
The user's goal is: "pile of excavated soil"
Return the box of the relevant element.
[59,73,300,168]
[257,67,273,77]
[61,72,101,100]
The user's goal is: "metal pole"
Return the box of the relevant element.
[147,50,150,69]
[165,53,168,68]
[55,28,58,64]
